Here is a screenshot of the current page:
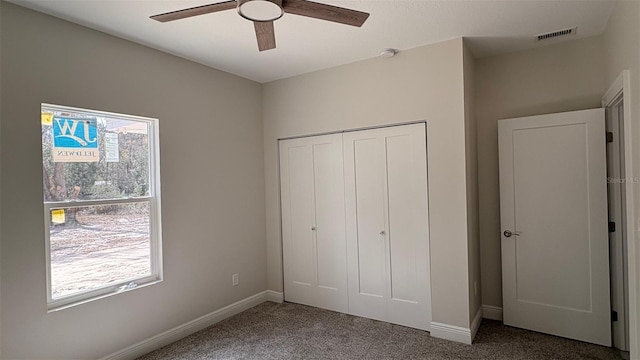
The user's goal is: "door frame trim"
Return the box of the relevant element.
[277,120,427,141]
[602,69,636,356]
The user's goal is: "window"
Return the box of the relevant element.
[41,103,162,310]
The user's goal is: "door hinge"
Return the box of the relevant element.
[607,132,614,143]
[612,310,618,322]
[609,221,616,233]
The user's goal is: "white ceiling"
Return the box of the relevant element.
[9,0,616,83]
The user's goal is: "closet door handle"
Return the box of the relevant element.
[503,230,520,238]
[311,227,317,231]
[380,230,385,236]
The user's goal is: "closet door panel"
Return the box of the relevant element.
[286,145,317,286]
[386,134,419,303]
[312,142,346,290]
[353,138,387,297]
[345,123,430,330]
[345,134,388,321]
[385,125,430,330]
[280,134,348,313]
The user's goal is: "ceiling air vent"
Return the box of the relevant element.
[536,27,576,41]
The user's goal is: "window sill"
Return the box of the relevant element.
[47,278,163,313]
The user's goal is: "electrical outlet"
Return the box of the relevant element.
[232,273,239,286]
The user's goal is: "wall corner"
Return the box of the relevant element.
[462,38,482,326]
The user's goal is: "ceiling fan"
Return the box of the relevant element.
[150,0,370,52]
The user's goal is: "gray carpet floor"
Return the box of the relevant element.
[138,302,623,360]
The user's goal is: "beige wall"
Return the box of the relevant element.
[0,3,267,359]
[602,0,640,356]
[475,36,605,308]
[263,38,474,329]
[463,41,481,322]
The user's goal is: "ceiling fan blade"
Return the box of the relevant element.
[282,0,369,27]
[254,21,276,51]
[150,1,237,22]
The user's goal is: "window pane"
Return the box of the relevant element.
[42,108,150,202]
[49,202,151,299]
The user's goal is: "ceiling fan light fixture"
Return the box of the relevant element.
[238,0,284,22]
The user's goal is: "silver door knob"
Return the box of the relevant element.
[503,230,520,237]
[380,230,385,235]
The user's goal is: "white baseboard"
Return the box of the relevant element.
[266,290,284,303]
[482,305,503,321]
[431,306,483,345]
[430,322,473,345]
[470,306,482,342]
[100,290,274,360]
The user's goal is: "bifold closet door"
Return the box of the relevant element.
[343,123,431,330]
[279,134,348,313]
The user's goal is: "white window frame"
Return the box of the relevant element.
[42,103,163,311]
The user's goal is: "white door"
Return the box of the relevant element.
[498,109,611,346]
[280,133,348,313]
[344,123,431,330]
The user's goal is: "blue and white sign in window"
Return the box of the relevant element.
[52,116,98,162]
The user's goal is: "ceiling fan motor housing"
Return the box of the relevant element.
[238,0,284,22]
